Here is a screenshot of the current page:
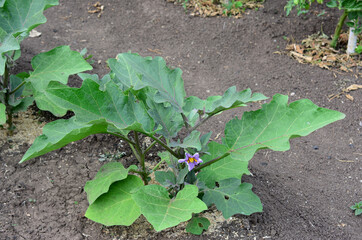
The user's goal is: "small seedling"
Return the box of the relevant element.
[350,201,362,216]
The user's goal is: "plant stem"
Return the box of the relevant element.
[9,80,26,95]
[152,158,166,172]
[108,132,136,146]
[193,152,230,172]
[129,138,149,185]
[330,10,348,49]
[188,114,212,134]
[181,113,190,130]
[145,133,181,159]
[3,62,14,134]
[144,139,157,155]
[133,131,146,172]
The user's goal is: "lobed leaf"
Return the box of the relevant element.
[84,162,136,205]
[42,78,155,132]
[85,175,143,226]
[132,184,207,231]
[20,117,111,162]
[202,178,262,218]
[198,94,345,186]
[112,53,186,112]
[27,46,92,115]
[183,87,267,117]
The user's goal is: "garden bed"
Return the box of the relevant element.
[0,0,361,239]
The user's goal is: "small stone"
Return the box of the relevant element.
[290,92,295,96]
[313,146,319,150]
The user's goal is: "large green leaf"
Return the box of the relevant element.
[85,175,143,226]
[20,78,157,162]
[0,103,5,124]
[113,53,186,112]
[84,162,135,205]
[43,79,155,132]
[0,29,20,75]
[203,178,262,218]
[27,46,92,115]
[198,94,345,186]
[20,117,112,162]
[0,0,58,36]
[133,184,207,231]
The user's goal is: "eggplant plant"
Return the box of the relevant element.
[0,0,92,133]
[285,0,362,54]
[20,52,345,234]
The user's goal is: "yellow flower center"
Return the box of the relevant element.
[188,157,196,163]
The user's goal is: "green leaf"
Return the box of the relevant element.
[10,96,33,113]
[0,1,5,8]
[0,29,20,75]
[326,0,338,8]
[186,216,210,235]
[203,178,262,218]
[108,57,147,90]
[198,142,249,187]
[0,103,5,124]
[199,94,345,186]
[20,117,112,162]
[85,175,143,226]
[84,162,135,205]
[133,184,207,231]
[170,130,202,150]
[113,53,186,112]
[44,0,59,10]
[154,170,176,187]
[146,98,183,140]
[0,0,58,36]
[21,78,157,162]
[8,75,33,114]
[183,88,267,116]
[27,46,92,115]
[350,201,362,216]
[176,167,189,184]
[43,79,155,132]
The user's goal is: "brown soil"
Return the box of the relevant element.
[1,0,361,239]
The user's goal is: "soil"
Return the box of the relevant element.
[1,0,361,239]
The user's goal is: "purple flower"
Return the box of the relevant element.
[178,153,203,171]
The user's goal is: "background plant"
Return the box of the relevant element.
[285,0,362,53]
[0,0,92,133]
[20,52,345,234]
[350,201,362,216]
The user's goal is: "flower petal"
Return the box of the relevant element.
[193,153,199,160]
[178,158,186,163]
[187,162,195,171]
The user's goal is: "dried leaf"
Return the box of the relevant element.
[346,84,362,91]
[345,94,354,101]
